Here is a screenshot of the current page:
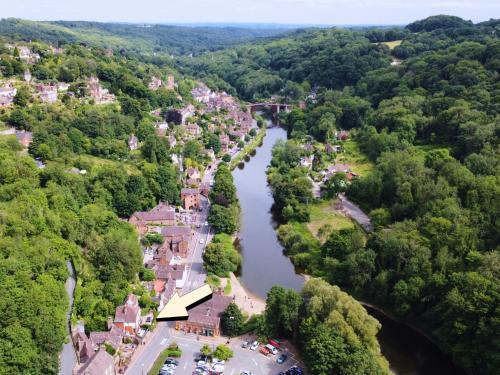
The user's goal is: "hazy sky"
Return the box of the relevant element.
[2,0,499,25]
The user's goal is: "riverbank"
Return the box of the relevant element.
[229,125,266,170]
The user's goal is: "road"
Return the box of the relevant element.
[126,165,216,375]
[338,194,373,231]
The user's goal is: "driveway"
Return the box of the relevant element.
[338,194,373,231]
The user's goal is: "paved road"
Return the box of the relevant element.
[338,194,373,231]
[126,165,215,375]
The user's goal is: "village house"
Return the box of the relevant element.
[229,129,246,142]
[186,167,201,181]
[129,202,176,235]
[300,155,315,169]
[175,292,232,337]
[168,135,177,148]
[191,83,214,104]
[220,134,230,153]
[23,70,32,82]
[185,123,201,137]
[148,76,162,91]
[128,134,139,150]
[0,86,17,107]
[58,82,70,92]
[181,188,201,210]
[155,122,169,137]
[160,226,192,258]
[35,84,58,104]
[72,327,95,365]
[87,76,115,104]
[89,324,124,352]
[336,130,349,141]
[18,46,40,64]
[74,349,115,375]
[165,74,175,90]
[324,163,358,181]
[166,104,195,125]
[114,294,141,335]
[325,143,342,153]
[16,131,33,148]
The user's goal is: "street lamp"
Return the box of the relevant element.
[141,363,144,375]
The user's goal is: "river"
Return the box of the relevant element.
[232,124,464,375]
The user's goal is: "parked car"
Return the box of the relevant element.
[277,354,288,364]
[250,341,259,350]
[204,221,209,226]
[240,371,253,375]
[286,366,303,375]
[265,344,278,355]
[259,346,270,356]
[241,340,249,348]
[164,359,179,366]
[199,238,205,244]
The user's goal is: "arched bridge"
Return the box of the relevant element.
[249,102,292,114]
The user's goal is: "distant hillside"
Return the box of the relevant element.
[0,18,293,55]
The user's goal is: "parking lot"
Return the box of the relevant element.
[160,331,303,375]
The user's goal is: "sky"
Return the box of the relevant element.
[2,0,499,25]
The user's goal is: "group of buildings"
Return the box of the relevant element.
[72,294,149,375]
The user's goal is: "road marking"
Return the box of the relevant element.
[252,359,258,366]
[160,338,168,346]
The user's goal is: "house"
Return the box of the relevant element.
[300,155,314,169]
[129,202,176,235]
[89,325,124,352]
[58,82,70,92]
[229,130,246,142]
[151,263,187,288]
[166,74,175,90]
[175,292,232,337]
[155,122,169,137]
[74,349,115,375]
[128,134,139,150]
[72,328,95,364]
[336,130,349,141]
[148,76,162,91]
[87,76,115,104]
[114,294,141,335]
[191,84,213,103]
[168,135,177,148]
[23,70,32,82]
[186,123,201,136]
[16,131,33,148]
[18,46,40,64]
[324,164,353,181]
[160,226,191,258]
[325,144,342,153]
[220,134,230,153]
[166,104,195,125]
[0,86,17,107]
[35,84,58,103]
[181,188,201,210]
[186,167,201,181]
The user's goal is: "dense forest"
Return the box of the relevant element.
[261,15,499,375]
[0,18,292,56]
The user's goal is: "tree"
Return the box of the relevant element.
[221,303,244,337]
[222,154,231,163]
[207,204,239,235]
[13,86,31,106]
[200,344,212,357]
[265,286,302,339]
[212,344,234,361]
[202,234,241,277]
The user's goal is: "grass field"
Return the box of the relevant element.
[306,199,354,239]
[335,140,374,176]
[381,40,402,49]
[76,154,140,175]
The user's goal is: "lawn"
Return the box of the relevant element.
[306,199,354,238]
[76,154,140,175]
[335,139,374,176]
[381,40,402,49]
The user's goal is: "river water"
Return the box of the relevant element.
[232,124,464,375]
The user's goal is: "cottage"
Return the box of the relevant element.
[0,86,17,107]
[114,294,141,335]
[35,84,58,103]
[166,74,175,90]
[175,293,232,337]
[148,76,162,91]
[336,130,349,141]
[72,328,95,364]
[128,134,138,150]
[160,226,191,258]
[166,104,195,125]
[18,46,40,64]
[23,70,32,82]
[129,202,176,235]
[168,135,177,148]
[220,134,230,153]
[89,325,124,351]
[186,167,201,181]
[300,155,314,169]
[186,123,201,136]
[75,349,115,375]
[181,188,201,210]
[16,131,33,148]
[87,76,115,104]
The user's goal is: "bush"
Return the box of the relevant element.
[213,344,233,361]
[222,154,231,162]
[148,343,182,375]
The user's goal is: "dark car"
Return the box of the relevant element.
[277,354,288,364]
[164,358,179,366]
[286,366,303,375]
